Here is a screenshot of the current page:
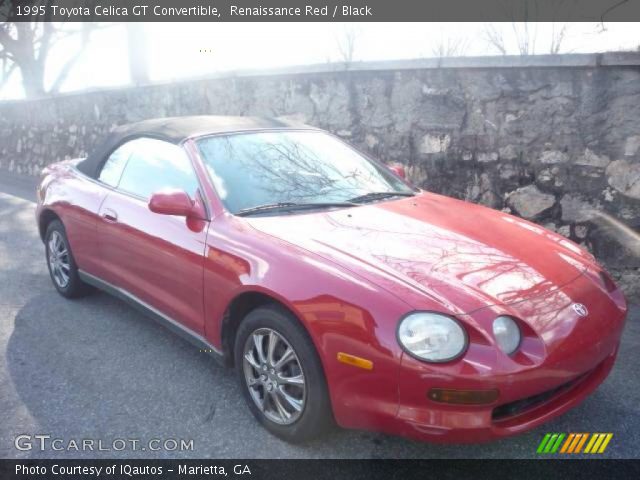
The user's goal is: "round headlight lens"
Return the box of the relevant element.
[398,313,467,362]
[492,316,521,355]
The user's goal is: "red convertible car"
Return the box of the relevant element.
[36,116,627,443]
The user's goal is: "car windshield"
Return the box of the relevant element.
[196,130,414,215]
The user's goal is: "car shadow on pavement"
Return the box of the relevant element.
[5,290,240,458]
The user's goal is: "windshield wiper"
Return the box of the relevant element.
[236,201,358,217]
[348,191,415,204]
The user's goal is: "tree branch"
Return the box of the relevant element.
[483,24,507,55]
[0,23,19,52]
[599,0,630,31]
[36,21,54,66]
[0,46,14,61]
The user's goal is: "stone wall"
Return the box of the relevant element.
[1,53,639,299]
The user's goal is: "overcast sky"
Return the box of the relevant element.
[1,22,639,100]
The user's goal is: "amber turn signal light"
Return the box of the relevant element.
[337,352,373,370]
[428,388,499,405]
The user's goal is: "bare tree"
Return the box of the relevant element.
[598,0,630,32]
[483,23,507,55]
[483,0,579,56]
[549,22,569,54]
[431,36,469,58]
[0,16,99,98]
[0,45,16,90]
[336,25,360,67]
[547,1,578,54]
[512,21,537,55]
[483,21,569,56]
[500,0,539,55]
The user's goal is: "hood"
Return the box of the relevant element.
[245,192,596,314]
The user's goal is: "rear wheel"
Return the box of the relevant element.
[234,305,333,442]
[45,220,92,298]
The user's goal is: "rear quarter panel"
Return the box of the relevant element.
[38,164,108,274]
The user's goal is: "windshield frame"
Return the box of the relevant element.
[193,128,418,217]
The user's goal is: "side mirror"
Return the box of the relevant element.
[388,163,406,179]
[149,190,197,217]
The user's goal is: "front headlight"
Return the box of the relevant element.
[492,316,521,355]
[397,312,467,363]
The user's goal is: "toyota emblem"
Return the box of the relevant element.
[572,303,588,317]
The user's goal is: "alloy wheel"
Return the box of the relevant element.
[242,327,306,425]
[48,231,70,288]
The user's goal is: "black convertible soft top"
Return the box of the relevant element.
[76,115,314,178]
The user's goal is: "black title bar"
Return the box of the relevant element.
[2,0,640,22]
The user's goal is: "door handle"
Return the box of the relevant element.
[102,208,118,223]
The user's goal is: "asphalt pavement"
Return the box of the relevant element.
[0,169,638,459]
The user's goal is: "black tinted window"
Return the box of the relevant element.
[117,138,198,199]
[98,142,134,187]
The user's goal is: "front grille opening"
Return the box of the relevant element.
[492,373,588,422]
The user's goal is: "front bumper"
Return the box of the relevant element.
[334,270,626,443]
[392,345,618,443]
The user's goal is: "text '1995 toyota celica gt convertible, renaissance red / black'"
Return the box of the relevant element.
[36,116,627,443]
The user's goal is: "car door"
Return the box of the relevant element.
[96,137,209,335]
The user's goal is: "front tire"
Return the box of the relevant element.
[234,305,333,442]
[45,220,92,298]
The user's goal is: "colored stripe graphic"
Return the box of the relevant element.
[537,433,552,453]
[567,434,581,453]
[538,433,613,454]
[537,433,565,454]
[584,433,599,453]
[544,434,559,453]
[560,433,575,453]
[597,433,613,453]
[550,433,565,453]
[585,433,614,454]
[573,433,589,453]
